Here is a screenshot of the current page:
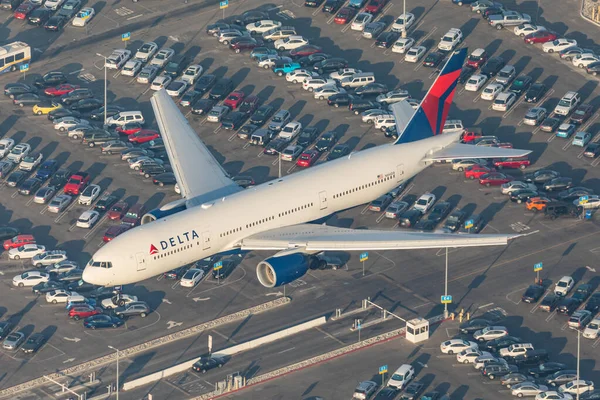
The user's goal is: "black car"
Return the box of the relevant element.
[375,31,400,48]
[191,98,216,115]
[7,170,28,187]
[94,195,118,213]
[297,126,320,147]
[139,138,165,152]
[241,10,267,24]
[423,51,445,68]
[164,55,190,78]
[21,333,46,354]
[458,66,476,84]
[163,266,189,280]
[70,98,103,113]
[585,292,600,313]
[27,8,52,25]
[482,6,504,19]
[459,318,492,334]
[481,56,505,77]
[543,177,573,192]
[315,131,340,152]
[0,225,19,240]
[587,62,600,76]
[0,0,23,11]
[529,362,568,378]
[354,83,388,97]
[322,0,344,13]
[0,321,14,340]
[398,209,422,228]
[48,168,71,189]
[57,0,81,19]
[584,142,600,158]
[374,388,400,399]
[141,164,172,179]
[32,280,66,294]
[509,189,539,203]
[4,83,37,99]
[539,117,561,132]
[384,125,398,139]
[58,269,83,283]
[67,279,96,292]
[512,349,549,366]
[556,297,581,314]
[34,71,67,89]
[459,213,485,233]
[221,111,248,130]
[48,108,80,121]
[195,74,217,95]
[557,187,594,201]
[44,15,67,31]
[483,336,522,353]
[509,75,533,96]
[297,53,330,67]
[153,172,177,187]
[249,104,274,125]
[209,78,234,101]
[524,169,560,184]
[427,201,452,223]
[525,83,548,103]
[313,58,348,74]
[61,88,94,105]
[89,106,124,121]
[521,284,544,303]
[545,202,581,219]
[327,93,356,107]
[192,356,225,373]
[539,293,559,311]
[442,209,466,232]
[327,144,350,160]
[237,123,258,139]
[545,370,578,387]
[18,178,42,196]
[304,0,325,6]
[212,259,236,279]
[349,98,381,114]
[13,93,41,107]
[582,390,600,400]
[400,382,424,400]
[572,284,592,302]
[83,315,124,329]
[413,219,437,231]
[263,138,288,155]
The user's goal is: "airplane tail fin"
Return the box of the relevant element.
[393,47,467,145]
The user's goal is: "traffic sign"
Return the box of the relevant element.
[464,219,474,229]
[534,262,543,272]
[19,63,29,72]
[441,295,452,304]
[579,195,589,205]
[213,261,223,271]
[359,252,368,262]
[356,319,362,330]
[219,0,228,8]
[379,365,388,374]
[122,32,131,41]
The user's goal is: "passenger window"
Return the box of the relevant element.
[15,52,24,61]
[5,55,14,64]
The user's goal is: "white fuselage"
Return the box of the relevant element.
[83,132,460,286]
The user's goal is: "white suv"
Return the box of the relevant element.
[438,28,463,51]
[105,49,132,70]
[554,91,580,116]
[554,276,575,296]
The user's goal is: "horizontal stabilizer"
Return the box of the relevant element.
[423,143,532,162]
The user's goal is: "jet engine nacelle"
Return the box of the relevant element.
[141,199,187,225]
[256,253,319,288]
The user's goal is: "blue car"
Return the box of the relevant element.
[556,123,576,138]
[83,314,124,329]
[273,62,301,76]
[572,131,592,147]
[35,159,58,180]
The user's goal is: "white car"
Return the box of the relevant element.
[554,276,575,296]
[492,91,517,111]
[274,35,308,51]
[180,268,205,287]
[278,121,302,141]
[362,109,391,124]
[180,65,203,85]
[136,66,160,84]
[54,117,89,132]
[7,143,31,163]
[246,19,281,34]
[46,289,76,304]
[414,193,436,214]
[374,116,396,131]
[286,69,319,84]
[514,23,546,37]
[481,82,505,100]
[572,53,600,68]
[513,383,549,397]
[165,80,188,97]
[440,339,477,354]
[465,74,488,92]
[303,78,335,92]
[451,158,486,171]
[0,138,15,158]
[573,195,600,209]
[44,0,64,10]
[473,326,508,342]
[101,294,138,309]
[405,46,426,63]
[392,37,415,54]
[456,349,491,364]
[19,153,42,171]
[330,68,362,81]
[78,184,101,205]
[583,318,600,339]
[47,194,72,213]
[8,244,46,260]
[12,271,49,287]
[76,210,100,229]
[536,391,573,400]
[72,7,95,27]
[351,13,373,31]
[391,12,415,32]
[543,38,577,53]
[121,60,143,77]
[438,28,463,51]
[501,181,537,194]
[376,90,410,104]
[151,75,173,91]
[207,105,230,122]
[134,42,158,62]
[559,381,594,395]
[218,30,245,44]
[150,48,175,68]
[314,85,346,100]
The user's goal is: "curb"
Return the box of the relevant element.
[580,0,600,27]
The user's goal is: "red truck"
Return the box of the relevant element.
[63,172,90,195]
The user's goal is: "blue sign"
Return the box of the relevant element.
[464,219,474,229]
[379,365,388,374]
[122,32,131,41]
[534,262,543,272]
[356,320,362,330]
[213,261,223,271]
[360,252,368,262]
[20,63,29,72]
[219,0,228,8]
[441,295,452,304]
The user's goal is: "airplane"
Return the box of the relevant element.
[83,48,530,288]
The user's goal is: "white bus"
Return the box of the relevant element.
[0,42,31,74]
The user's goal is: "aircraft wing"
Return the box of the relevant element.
[239,224,517,251]
[151,89,242,206]
[423,143,532,162]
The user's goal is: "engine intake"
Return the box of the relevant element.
[256,253,318,288]
[141,199,188,225]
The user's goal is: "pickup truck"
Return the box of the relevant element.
[488,11,531,29]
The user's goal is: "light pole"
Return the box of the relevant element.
[108,345,119,399]
[576,329,580,400]
[402,0,407,38]
[96,53,108,126]
[272,149,283,179]
[444,247,449,319]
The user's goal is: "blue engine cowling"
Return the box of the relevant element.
[141,199,188,225]
[256,253,319,288]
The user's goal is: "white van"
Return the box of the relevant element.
[442,119,464,134]
[106,111,145,126]
[340,72,375,88]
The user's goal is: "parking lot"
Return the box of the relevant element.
[0,0,599,397]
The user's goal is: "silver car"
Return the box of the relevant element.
[47,194,73,213]
[3,332,25,350]
[33,186,56,204]
[45,260,79,275]
[207,106,230,123]
[0,160,15,178]
[385,200,410,219]
[150,48,175,68]
[511,382,548,397]
[362,22,386,39]
[101,140,132,155]
[136,65,159,84]
[523,107,547,126]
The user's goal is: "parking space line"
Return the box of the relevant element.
[502,96,525,119]
[562,140,572,151]
[547,133,557,143]
[545,310,556,322]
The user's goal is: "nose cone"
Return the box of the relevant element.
[82,265,110,286]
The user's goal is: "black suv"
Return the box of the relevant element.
[481,57,506,78]
[355,82,388,97]
[250,104,274,125]
[221,111,248,130]
[4,82,37,98]
[544,202,580,219]
[34,71,67,89]
[61,88,94,105]
[349,98,380,114]
[164,55,190,78]
[209,78,234,101]
[194,74,217,95]
[315,131,339,152]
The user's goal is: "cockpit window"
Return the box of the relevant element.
[87,260,111,268]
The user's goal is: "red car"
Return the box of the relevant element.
[116,122,143,136]
[63,172,90,195]
[128,129,160,144]
[107,201,129,221]
[524,30,557,44]
[3,234,35,250]
[466,48,488,69]
[479,172,513,187]
[493,157,531,170]
[14,2,38,19]
[44,84,80,97]
[290,45,323,58]
[223,91,246,109]
[69,305,102,320]
[296,150,321,167]
[103,224,131,242]
[364,0,387,13]
[461,128,483,143]
[334,7,357,24]
[464,165,495,180]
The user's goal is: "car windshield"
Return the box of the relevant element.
[391,374,403,381]
[558,281,568,287]
[124,211,138,218]
[589,322,599,329]
[558,99,571,107]
[442,36,453,42]
[447,215,459,223]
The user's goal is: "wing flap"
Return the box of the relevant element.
[424,143,532,162]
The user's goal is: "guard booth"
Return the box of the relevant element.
[405,317,429,344]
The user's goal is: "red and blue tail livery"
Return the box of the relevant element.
[394,48,467,144]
